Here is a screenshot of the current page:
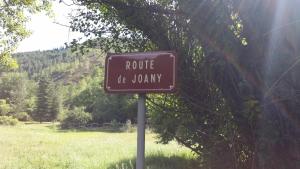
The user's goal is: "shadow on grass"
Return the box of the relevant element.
[27,121,135,134]
[45,125,129,133]
[57,128,126,133]
[108,153,201,169]
[43,123,137,133]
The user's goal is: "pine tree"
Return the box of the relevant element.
[48,84,62,122]
[35,76,61,122]
[35,77,51,122]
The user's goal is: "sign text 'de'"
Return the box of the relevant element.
[104,51,177,93]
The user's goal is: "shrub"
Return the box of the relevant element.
[110,119,120,129]
[0,116,18,126]
[13,112,31,121]
[121,119,136,133]
[0,99,11,116]
[61,107,92,129]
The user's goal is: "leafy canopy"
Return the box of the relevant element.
[0,0,52,69]
[70,1,300,169]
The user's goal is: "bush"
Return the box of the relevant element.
[110,119,120,129]
[121,119,136,132]
[0,116,18,126]
[0,99,11,116]
[13,112,31,121]
[61,107,92,129]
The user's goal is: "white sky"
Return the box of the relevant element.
[16,1,84,53]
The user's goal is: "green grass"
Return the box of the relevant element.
[0,123,199,169]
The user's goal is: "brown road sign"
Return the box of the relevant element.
[104,51,177,93]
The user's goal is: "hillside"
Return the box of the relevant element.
[13,48,105,84]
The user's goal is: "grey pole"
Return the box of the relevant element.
[136,93,146,169]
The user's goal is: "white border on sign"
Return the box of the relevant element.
[105,52,176,92]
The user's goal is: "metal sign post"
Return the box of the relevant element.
[136,93,146,169]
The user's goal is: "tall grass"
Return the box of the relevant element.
[0,123,199,169]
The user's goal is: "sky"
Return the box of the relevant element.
[16,1,84,53]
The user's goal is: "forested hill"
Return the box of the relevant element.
[13,48,105,83]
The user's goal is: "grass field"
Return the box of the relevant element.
[0,123,199,169]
